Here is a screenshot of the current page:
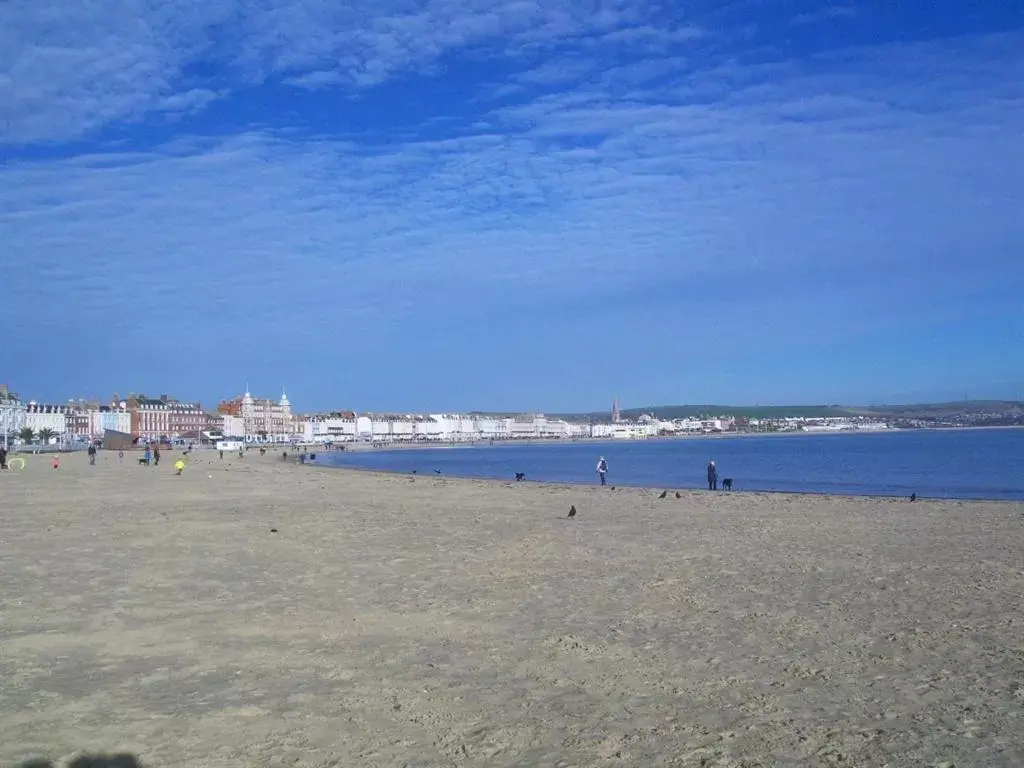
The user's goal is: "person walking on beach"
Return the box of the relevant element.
[0,446,7,470]
[707,460,718,491]
[143,447,152,466]
[596,456,608,486]
[118,449,124,465]
[153,445,161,467]
[87,444,97,466]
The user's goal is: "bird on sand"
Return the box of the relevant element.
[658,490,668,499]
[567,505,577,519]
[675,492,681,499]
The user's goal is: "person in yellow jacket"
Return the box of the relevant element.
[174,458,186,476]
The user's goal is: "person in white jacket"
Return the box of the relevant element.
[596,456,608,486]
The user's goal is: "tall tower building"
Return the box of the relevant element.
[611,397,620,423]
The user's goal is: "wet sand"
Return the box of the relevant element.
[1,450,1022,767]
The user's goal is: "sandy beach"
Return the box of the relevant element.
[1,450,1022,767]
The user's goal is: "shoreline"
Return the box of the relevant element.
[305,460,1023,504]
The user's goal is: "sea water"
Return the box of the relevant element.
[317,428,1024,501]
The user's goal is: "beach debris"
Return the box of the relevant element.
[567,505,577,520]
[658,490,668,499]
[270,528,278,533]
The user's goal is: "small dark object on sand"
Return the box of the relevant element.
[412,470,417,474]
[910,493,917,502]
[658,490,668,499]
[434,469,442,475]
[515,472,526,481]
[610,486,616,491]
[270,528,278,533]
[567,505,577,519]
[722,478,733,490]
[676,491,681,499]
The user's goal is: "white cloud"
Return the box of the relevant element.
[3,31,1022,347]
[792,5,858,25]
[156,88,228,113]
[1,0,695,143]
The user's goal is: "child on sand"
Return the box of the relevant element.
[52,456,60,470]
[174,458,186,476]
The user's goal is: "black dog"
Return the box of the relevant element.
[515,472,526,481]
[722,478,733,490]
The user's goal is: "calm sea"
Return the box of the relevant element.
[316,429,1024,501]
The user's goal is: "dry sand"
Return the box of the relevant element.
[1,449,1022,767]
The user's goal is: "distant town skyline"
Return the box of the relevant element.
[3,2,1022,409]
[3,380,1022,417]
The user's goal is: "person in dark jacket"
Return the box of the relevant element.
[707,460,718,491]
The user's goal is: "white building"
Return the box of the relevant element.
[0,385,27,448]
[219,389,296,441]
[473,417,510,439]
[24,403,70,438]
[565,421,592,438]
[221,414,245,438]
[592,421,659,440]
[92,407,131,436]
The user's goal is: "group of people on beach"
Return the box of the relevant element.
[595,455,725,490]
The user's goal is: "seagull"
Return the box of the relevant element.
[658,490,668,499]
[567,505,577,520]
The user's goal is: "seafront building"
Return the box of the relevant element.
[218,389,296,441]
[4,380,918,450]
[300,411,590,443]
[124,394,216,441]
[0,385,27,449]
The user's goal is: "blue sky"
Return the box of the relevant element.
[2,0,1022,413]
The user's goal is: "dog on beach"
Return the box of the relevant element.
[722,478,733,490]
[515,472,526,481]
